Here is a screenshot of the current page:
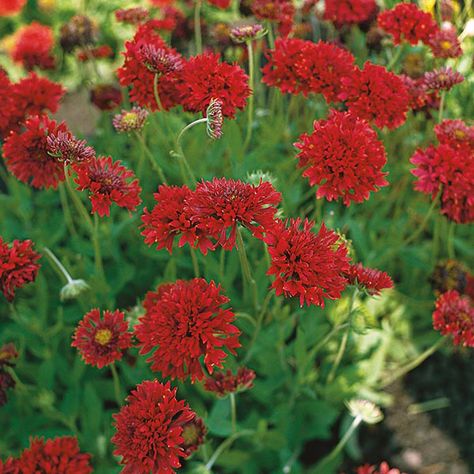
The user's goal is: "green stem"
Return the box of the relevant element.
[42,247,74,284]
[64,165,94,232]
[236,228,259,311]
[219,247,226,282]
[194,0,203,54]
[190,247,200,278]
[110,363,124,407]
[229,393,237,433]
[266,22,275,49]
[153,73,164,112]
[438,90,446,124]
[205,430,254,471]
[243,40,255,151]
[92,214,106,284]
[59,184,78,237]
[135,132,167,184]
[447,220,455,259]
[387,45,404,71]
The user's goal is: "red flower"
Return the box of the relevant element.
[177,53,250,118]
[11,22,55,70]
[399,74,439,113]
[204,367,256,396]
[0,344,17,407]
[3,115,69,189]
[0,70,16,139]
[251,0,295,36]
[356,462,405,474]
[18,436,92,474]
[112,380,195,474]
[265,219,350,307]
[187,178,281,250]
[378,3,437,45]
[115,7,149,24]
[324,0,377,27]
[433,290,474,347]
[72,308,132,369]
[90,84,122,110]
[46,130,96,164]
[135,279,240,381]
[339,62,409,129]
[117,27,183,112]
[434,119,474,150]
[0,238,41,302]
[113,107,149,134]
[73,156,142,217]
[423,67,464,91]
[141,184,213,255]
[294,111,388,205]
[0,0,26,16]
[77,45,114,62]
[0,457,19,473]
[207,0,231,9]
[344,263,393,295]
[181,417,207,456]
[428,27,462,58]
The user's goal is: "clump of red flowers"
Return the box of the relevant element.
[265,219,350,307]
[378,3,437,45]
[135,279,240,381]
[344,263,394,296]
[433,290,474,347]
[356,462,406,474]
[17,436,93,474]
[204,367,256,396]
[72,309,133,369]
[177,53,250,118]
[112,380,195,473]
[73,156,142,217]
[251,0,295,36]
[0,343,17,407]
[11,22,55,70]
[0,0,26,16]
[324,0,377,28]
[339,62,409,129]
[295,111,388,205]
[0,238,41,302]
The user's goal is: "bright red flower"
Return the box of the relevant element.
[356,462,406,474]
[295,111,388,205]
[11,22,55,70]
[0,0,26,16]
[265,219,350,307]
[204,367,256,396]
[251,0,295,36]
[135,279,240,381]
[186,178,281,250]
[3,115,69,189]
[344,263,393,295]
[411,143,474,224]
[0,71,16,139]
[423,67,464,91]
[428,27,462,58]
[177,53,250,118]
[433,290,474,347]
[181,417,207,456]
[434,119,474,150]
[339,62,409,129]
[324,0,377,27]
[112,380,195,474]
[378,3,437,45]
[72,308,132,369]
[73,156,142,217]
[141,184,213,255]
[77,44,114,62]
[115,7,149,24]
[90,84,122,110]
[0,457,19,473]
[207,0,231,9]
[117,27,183,112]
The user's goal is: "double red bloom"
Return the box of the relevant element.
[135,279,240,381]
[295,111,388,206]
[72,309,133,369]
[112,380,195,474]
[0,238,41,302]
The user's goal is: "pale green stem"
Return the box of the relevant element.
[43,247,74,284]
[110,363,124,407]
[64,165,93,232]
[438,90,446,124]
[229,393,237,433]
[205,430,254,471]
[447,220,455,259]
[59,184,77,237]
[135,132,167,184]
[236,228,259,311]
[387,45,404,71]
[93,214,106,283]
[153,73,164,112]
[243,40,255,151]
[190,247,200,278]
[194,0,203,54]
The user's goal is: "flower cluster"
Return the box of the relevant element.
[0,238,41,302]
[295,111,388,205]
[135,279,240,381]
[204,367,256,396]
[0,343,17,407]
[324,0,377,28]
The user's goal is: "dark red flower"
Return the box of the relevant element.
[0,343,18,366]
[135,279,240,381]
[230,24,266,43]
[431,259,474,298]
[115,7,149,24]
[265,219,350,307]
[141,184,213,255]
[0,0,26,16]
[204,367,256,396]
[344,263,393,295]
[339,62,409,129]
[434,119,474,150]
[181,417,207,456]
[251,0,295,36]
[0,238,40,302]
[46,130,96,164]
[73,156,142,217]
[399,74,439,113]
[177,53,250,118]
[0,343,18,408]
[433,290,474,347]
[207,0,231,9]
[90,84,122,111]
[0,371,15,407]
[428,27,462,58]
[137,43,183,75]
[378,3,437,45]
[112,380,195,474]
[0,457,19,474]
[11,22,55,70]
[18,437,92,474]
[187,178,281,250]
[294,111,388,205]
[3,115,69,189]
[0,70,16,139]
[59,15,97,53]
[77,45,114,62]
[324,0,377,27]
[72,308,132,369]
[356,462,405,474]
[423,67,464,91]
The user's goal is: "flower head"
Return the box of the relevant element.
[0,370,15,408]
[433,290,474,347]
[324,0,377,27]
[0,0,26,16]
[113,107,149,133]
[265,219,350,307]
[59,15,97,52]
[344,263,393,296]
[0,343,18,408]
[115,7,149,24]
[206,98,224,140]
[339,62,409,129]
[378,3,437,45]
[90,84,122,110]
[11,22,55,70]
[177,53,250,119]
[135,279,240,381]
[204,367,256,396]
[423,67,464,91]
[431,260,474,298]
[73,156,142,217]
[347,399,383,424]
[295,111,388,205]
[251,0,294,36]
[72,308,132,369]
[399,74,439,114]
[138,43,183,75]
[230,24,266,43]
[112,380,195,474]
[434,119,474,150]
[428,27,462,58]
[187,178,281,250]
[0,457,18,473]
[18,436,92,473]
[47,131,96,164]
[60,279,90,301]
[77,44,113,62]
[181,417,207,456]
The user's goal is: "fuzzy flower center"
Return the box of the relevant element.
[95,328,113,345]
[440,40,453,50]
[182,424,199,445]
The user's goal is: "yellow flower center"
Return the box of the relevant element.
[454,129,466,139]
[122,112,138,127]
[95,329,112,345]
[440,40,453,50]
